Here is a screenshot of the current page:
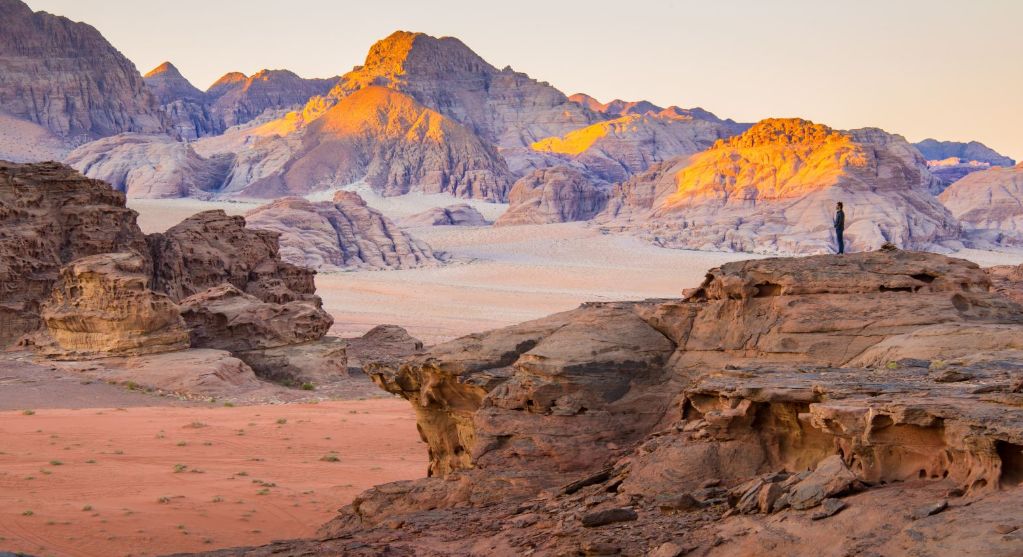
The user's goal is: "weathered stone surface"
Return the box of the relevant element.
[30,252,189,360]
[143,61,217,140]
[146,210,317,303]
[0,161,149,347]
[0,0,164,150]
[601,119,959,255]
[939,163,1023,243]
[179,284,332,352]
[580,507,638,527]
[343,324,423,371]
[244,193,440,271]
[987,263,1023,305]
[65,133,231,198]
[401,204,490,227]
[495,166,610,226]
[191,249,1023,557]
[234,336,348,385]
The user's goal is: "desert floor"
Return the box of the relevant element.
[0,399,425,557]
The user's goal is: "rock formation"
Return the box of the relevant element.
[939,163,1023,243]
[495,166,610,226]
[913,139,1016,190]
[0,0,164,152]
[244,192,440,271]
[342,324,424,371]
[0,161,150,346]
[146,209,318,303]
[192,249,1023,556]
[530,107,746,183]
[401,204,490,226]
[65,134,231,198]
[143,62,218,140]
[31,252,189,359]
[601,118,959,254]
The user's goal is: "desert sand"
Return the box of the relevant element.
[0,399,425,557]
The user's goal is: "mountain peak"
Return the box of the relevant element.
[207,71,247,92]
[144,61,182,79]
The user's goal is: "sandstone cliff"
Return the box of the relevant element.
[191,249,1023,556]
[244,192,440,271]
[939,163,1023,243]
[65,134,231,198]
[495,166,610,226]
[0,161,150,346]
[601,118,959,254]
[0,0,164,152]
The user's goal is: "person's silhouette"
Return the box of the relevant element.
[834,202,845,254]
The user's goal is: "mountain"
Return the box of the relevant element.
[331,31,601,149]
[204,69,337,130]
[529,107,747,183]
[601,118,958,254]
[939,162,1023,242]
[495,166,610,226]
[567,93,663,116]
[0,0,164,158]
[195,86,512,199]
[913,138,1016,189]
[143,61,218,139]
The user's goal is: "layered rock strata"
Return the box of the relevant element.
[939,163,1023,243]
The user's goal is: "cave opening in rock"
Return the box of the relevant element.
[753,282,782,297]
[996,441,1023,488]
[910,273,937,283]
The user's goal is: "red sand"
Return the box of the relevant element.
[0,400,426,557]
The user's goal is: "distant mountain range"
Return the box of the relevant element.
[0,0,1019,254]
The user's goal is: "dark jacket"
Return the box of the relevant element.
[834,209,845,230]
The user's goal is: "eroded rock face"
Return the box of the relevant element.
[0,0,164,149]
[601,119,959,254]
[198,249,1023,557]
[65,134,231,198]
[204,69,337,131]
[147,210,317,303]
[401,204,490,227]
[495,166,610,226]
[244,193,440,271]
[939,163,1023,243]
[343,325,424,371]
[32,252,189,360]
[0,161,149,347]
[143,62,218,140]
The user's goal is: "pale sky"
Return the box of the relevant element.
[25,0,1023,161]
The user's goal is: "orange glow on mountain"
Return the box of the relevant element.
[530,114,650,155]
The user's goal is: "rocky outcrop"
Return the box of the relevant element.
[939,163,1023,243]
[601,118,959,254]
[30,252,189,359]
[65,133,231,198]
[987,263,1023,305]
[0,0,164,150]
[244,192,441,271]
[343,324,424,371]
[146,209,317,303]
[495,166,610,226]
[401,204,490,226]
[191,249,1023,557]
[530,107,746,182]
[143,62,218,140]
[204,69,336,130]
[332,31,601,149]
[0,161,150,347]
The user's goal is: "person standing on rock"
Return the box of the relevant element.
[834,202,846,254]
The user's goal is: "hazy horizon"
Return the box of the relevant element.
[23,0,1023,161]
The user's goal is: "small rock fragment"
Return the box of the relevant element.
[810,498,846,520]
[648,541,693,557]
[994,524,1019,535]
[911,500,948,520]
[581,507,638,527]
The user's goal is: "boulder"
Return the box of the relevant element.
[343,324,424,371]
[244,193,440,271]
